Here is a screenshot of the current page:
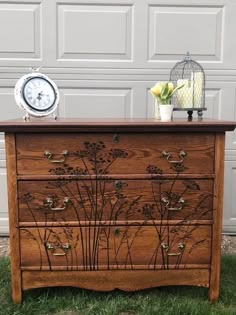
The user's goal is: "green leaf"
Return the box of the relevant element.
[160,83,169,101]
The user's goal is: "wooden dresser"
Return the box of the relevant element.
[0,118,235,303]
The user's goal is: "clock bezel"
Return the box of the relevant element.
[14,72,59,118]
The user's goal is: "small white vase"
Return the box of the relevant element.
[159,104,174,121]
[154,99,160,120]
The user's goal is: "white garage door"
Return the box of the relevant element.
[0,0,236,234]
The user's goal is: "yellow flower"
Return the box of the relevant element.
[150,82,164,97]
[168,82,174,93]
[150,81,184,104]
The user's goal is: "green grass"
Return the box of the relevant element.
[0,256,236,315]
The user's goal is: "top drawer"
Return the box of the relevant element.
[16,133,214,175]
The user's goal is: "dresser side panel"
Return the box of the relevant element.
[5,133,22,303]
[209,133,225,302]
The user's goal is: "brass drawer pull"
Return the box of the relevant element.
[162,150,187,164]
[161,197,185,211]
[44,197,70,211]
[46,243,71,256]
[161,243,185,256]
[44,150,68,163]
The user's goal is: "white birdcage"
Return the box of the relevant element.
[170,52,206,120]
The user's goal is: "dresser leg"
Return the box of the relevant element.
[208,263,220,303]
[12,288,22,304]
[208,286,219,303]
[11,261,22,303]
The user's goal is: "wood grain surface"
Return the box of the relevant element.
[2,119,235,303]
[20,225,211,270]
[5,134,22,303]
[22,269,210,291]
[16,133,214,175]
[18,179,213,223]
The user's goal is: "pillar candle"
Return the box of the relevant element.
[176,79,193,108]
[192,72,203,108]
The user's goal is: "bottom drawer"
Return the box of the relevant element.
[20,225,211,271]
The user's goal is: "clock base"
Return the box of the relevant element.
[23,112,57,121]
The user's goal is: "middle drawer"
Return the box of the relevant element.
[18,179,213,224]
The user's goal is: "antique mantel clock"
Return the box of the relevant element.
[14,71,59,120]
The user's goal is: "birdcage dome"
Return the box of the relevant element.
[170,52,206,119]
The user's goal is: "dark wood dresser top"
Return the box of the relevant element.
[0,118,235,133]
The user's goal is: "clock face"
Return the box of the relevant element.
[14,73,59,118]
[23,77,56,111]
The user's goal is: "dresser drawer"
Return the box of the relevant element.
[20,225,211,270]
[16,133,214,175]
[18,179,213,224]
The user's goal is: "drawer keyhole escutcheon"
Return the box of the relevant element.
[114,228,120,236]
[114,180,122,190]
[162,150,187,164]
[44,150,68,163]
[46,243,71,256]
[161,197,185,211]
[44,197,71,211]
[161,243,185,256]
[113,134,119,143]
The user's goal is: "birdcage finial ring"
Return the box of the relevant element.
[184,51,191,61]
